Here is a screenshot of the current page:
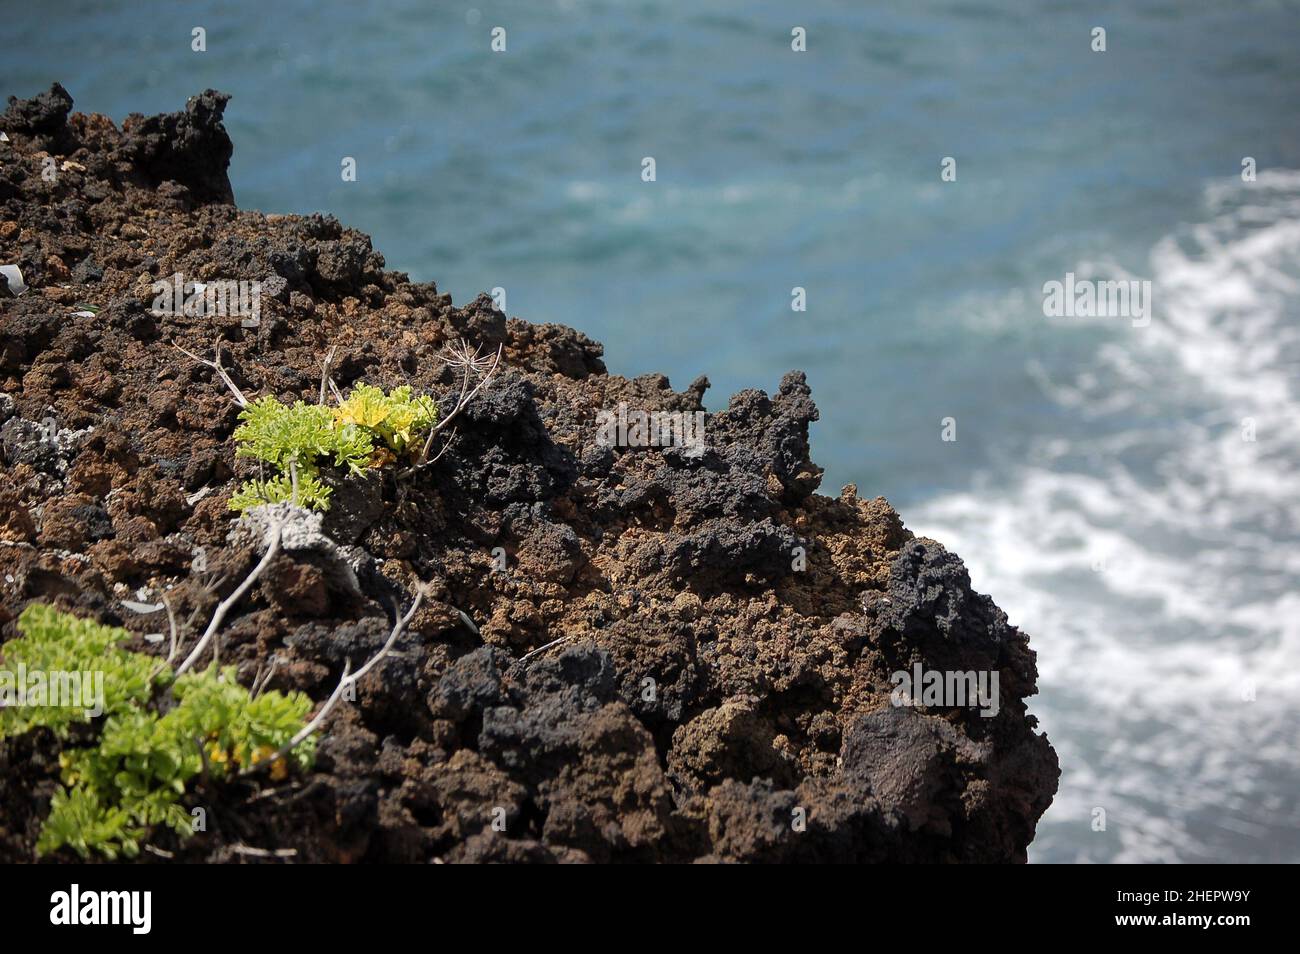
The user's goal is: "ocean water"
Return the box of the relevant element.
[5,0,1299,863]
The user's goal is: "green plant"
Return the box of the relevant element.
[176,337,502,498]
[1,604,314,860]
[42,666,314,859]
[229,384,438,512]
[334,383,438,456]
[0,603,162,738]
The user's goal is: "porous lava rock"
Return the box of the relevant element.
[0,86,1057,863]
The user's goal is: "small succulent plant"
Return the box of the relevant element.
[229,383,438,512]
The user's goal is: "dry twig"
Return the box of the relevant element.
[173,338,251,408]
[402,340,503,476]
[516,634,574,666]
[318,345,338,405]
[231,844,297,859]
[175,520,284,677]
[243,584,427,774]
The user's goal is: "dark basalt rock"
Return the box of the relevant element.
[0,85,1058,864]
[118,89,236,204]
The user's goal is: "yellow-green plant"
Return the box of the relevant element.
[0,604,315,859]
[229,384,437,512]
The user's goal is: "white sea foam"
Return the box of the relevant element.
[911,171,1300,863]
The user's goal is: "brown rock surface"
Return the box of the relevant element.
[0,86,1057,863]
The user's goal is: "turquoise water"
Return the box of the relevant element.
[6,0,1300,863]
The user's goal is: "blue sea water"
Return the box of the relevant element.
[4,0,1299,863]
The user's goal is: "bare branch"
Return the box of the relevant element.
[231,844,297,859]
[163,594,179,661]
[250,657,280,698]
[422,426,458,468]
[244,585,427,775]
[149,594,183,680]
[175,520,283,677]
[318,345,337,406]
[516,634,574,666]
[403,340,503,476]
[455,607,479,637]
[173,338,251,408]
[148,597,183,681]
